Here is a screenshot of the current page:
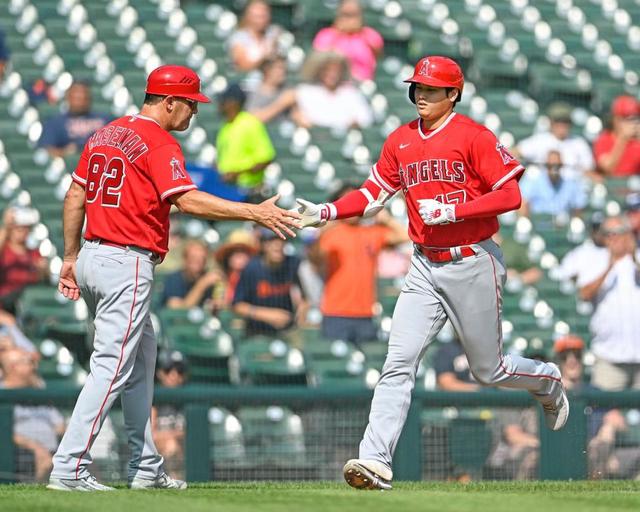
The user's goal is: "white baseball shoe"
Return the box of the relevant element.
[539,362,570,431]
[129,473,187,490]
[343,459,393,490]
[47,475,115,491]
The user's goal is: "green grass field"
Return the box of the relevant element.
[1,481,639,512]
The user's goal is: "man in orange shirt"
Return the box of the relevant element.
[315,184,408,344]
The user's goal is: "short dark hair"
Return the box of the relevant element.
[144,93,165,105]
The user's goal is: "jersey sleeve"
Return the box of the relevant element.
[471,130,525,190]
[146,143,197,201]
[369,137,401,194]
[71,143,90,188]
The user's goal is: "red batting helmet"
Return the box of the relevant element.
[404,56,464,104]
[145,65,211,103]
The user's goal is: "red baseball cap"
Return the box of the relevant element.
[611,95,640,118]
[145,65,210,103]
[553,335,585,354]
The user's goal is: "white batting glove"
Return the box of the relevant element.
[418,199,456,225]
[295,198,329,228]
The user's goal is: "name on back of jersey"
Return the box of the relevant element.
[87,125,149,163]
[399,159,467,190]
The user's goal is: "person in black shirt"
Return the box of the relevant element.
[233,228,307,336]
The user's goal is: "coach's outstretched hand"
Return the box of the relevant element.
[254,194,302,240]
[295,198,328,228]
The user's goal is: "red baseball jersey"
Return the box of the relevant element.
[71,114,197,255]
[369,112,524,247]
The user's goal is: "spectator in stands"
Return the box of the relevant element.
[553,335,640,479]
[0,347,64,482]
[161,240,222,310]
[214,229,259,309]
[314,183,408,344]
[155,216,185,275]
[312,0,383,82]
[485,345,549,480]
[594,95,640,176]
[216,83,276,200]
[0,207,47,314]
[0,311,36,355]
[0,25,10,82]
[492,232,542,286]
[246,55,296,125]
[233,227,307,337]
[38,81,110,157]
[515,103,595,181]
[558,211,608,283]
[292,51,373,131]
[152,349,188,481]
[228,0,280,73]
[626,193,640,242]
[433,337,479,391]
[518,149,588,217]
[297,228,324,312]
[578,215,640,390]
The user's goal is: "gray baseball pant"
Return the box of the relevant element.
[51,240,164,481]
[359,239,560,469]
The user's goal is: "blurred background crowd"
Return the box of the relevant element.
[1,0,640,483]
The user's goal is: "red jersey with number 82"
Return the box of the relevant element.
[369,112,524,247]
[71,114,197,255]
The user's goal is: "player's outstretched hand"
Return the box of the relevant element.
[58,260,81,301]
[418,199,456,225]
[295,198,329,228]
[255,194,302,239]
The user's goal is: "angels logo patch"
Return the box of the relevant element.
[170,157,187,180]
[418,58,432,78]
[496,143,515,165]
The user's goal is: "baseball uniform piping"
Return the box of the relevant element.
[489,254,561,383]
[74,257,140,479]
[72,172,87,185]
[417,112,456,140]
[370,164,396,194]
[492,165,525,191]
[160,184,197,201]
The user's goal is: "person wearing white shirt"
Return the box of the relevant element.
[578,215,640,390]
[558,212,608,282]
[516,103,595,182]
[292,51,373,131]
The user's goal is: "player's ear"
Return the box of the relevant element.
[164,95,176,112]
[448,89,459,103]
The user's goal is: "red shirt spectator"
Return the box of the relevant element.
[0,207,46,313]
[594,95,640,176]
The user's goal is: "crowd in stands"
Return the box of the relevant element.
[1,0,640,483]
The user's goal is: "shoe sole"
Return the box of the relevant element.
[46,483,113,492]
[343,461,392,490]
[550,389,570,431]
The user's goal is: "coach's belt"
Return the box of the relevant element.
[95,239,160,261]
[418,245,476,263]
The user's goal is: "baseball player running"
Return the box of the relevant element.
[296,56,569,490]
[48,65,300,491]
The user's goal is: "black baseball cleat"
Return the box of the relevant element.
[343,459,393,490]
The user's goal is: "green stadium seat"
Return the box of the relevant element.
[235,336,307,386]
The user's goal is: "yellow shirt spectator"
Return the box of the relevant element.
[216,111,276,188]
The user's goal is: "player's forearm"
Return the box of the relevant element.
[455,179,521,220]
[62,182,86,260]
[172,190,258,222]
